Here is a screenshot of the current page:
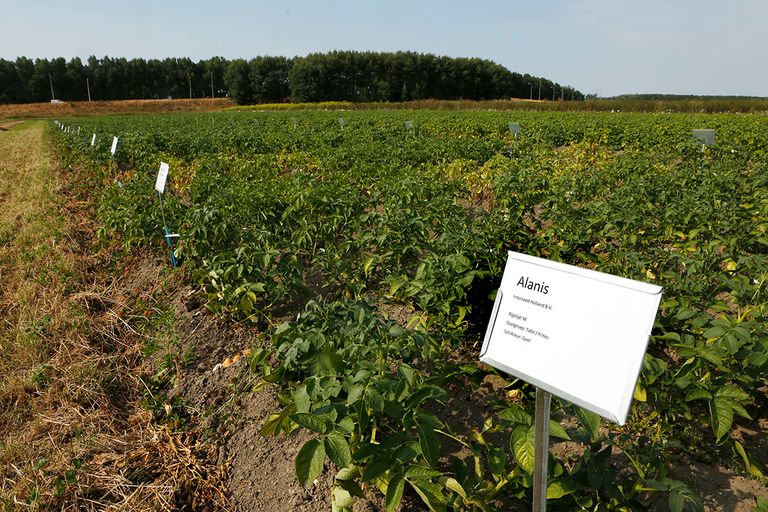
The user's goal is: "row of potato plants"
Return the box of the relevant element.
[53,110,767,511]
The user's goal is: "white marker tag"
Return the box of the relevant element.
[155,162,169,194]
[480,251,662,424]
[509,122,521,136]
[110,136,118,155]
[91,134,96,146]
[692,129,715,146]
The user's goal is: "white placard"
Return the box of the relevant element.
[110,136,118,155]
[509,122,521,136]
[91,134,96,146]
[405,120,414,130]
[480,251,662,424]
[155,162,169,194]
[692,129,715,146]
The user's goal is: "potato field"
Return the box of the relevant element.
[51,110,768,511]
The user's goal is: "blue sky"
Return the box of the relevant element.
[1,0,766,97]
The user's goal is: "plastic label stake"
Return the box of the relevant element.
[155,162,178,268]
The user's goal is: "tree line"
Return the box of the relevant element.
[0,51,583,105]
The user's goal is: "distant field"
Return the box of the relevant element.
[0,98,234,118]
[3,95,768,120]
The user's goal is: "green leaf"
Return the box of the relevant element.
[325,432,352,469]
[294,385,310,413]
[362,456,392,482]
[331,486,354,512]
[417,422,441,468]
[702,326,726,339]
[346,383,365,405]
[295,438,325,488]
[714,384,749,402]
[405,465,443,480]
[364,388,384,412]
[547,477,578,499]
[575,407,601,441]
[291,413,329,434]
[675,308,697,320]
[510,425,535,474]
[409,478,447,512]
[549,420,570,440]
[385,472,405,512]
[634,383,647,402]
[497,404,531,425]
[710,397,734,442]
[441,476,467,499]
[734,440,765,479]
[668,488,684,512]
[488,446,506,475]
[685,388,713,402]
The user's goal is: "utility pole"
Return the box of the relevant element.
[538,80,541,100]
[188,74,192,99]
[528,82,533,100]
[48,73,55,101]
[210,72,215,98]
[86,77,92,102]
[552,87,555,101]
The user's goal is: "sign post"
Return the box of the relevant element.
[155,162,178,268]
[533,388,551,511]
[480,251,662,511]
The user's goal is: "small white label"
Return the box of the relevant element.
[405,120,414,130]
[155,162,169,194]
[509,122,521,136]
[692,129,715,146]
[338,118,345,127]
[91,134,96,146]
[110,136,118,155]
[480,251,662,425]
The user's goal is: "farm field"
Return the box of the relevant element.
[3,110,767,511]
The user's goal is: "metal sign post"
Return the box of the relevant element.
[533,388,552,512]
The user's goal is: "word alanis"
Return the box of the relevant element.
[517,276,549,294]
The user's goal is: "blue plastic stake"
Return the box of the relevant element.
[158,191,178,268]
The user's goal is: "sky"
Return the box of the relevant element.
[1,0,766,97]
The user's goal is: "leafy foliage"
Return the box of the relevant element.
[53,110,768,511]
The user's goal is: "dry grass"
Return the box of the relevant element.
[0,98,234,120]
[0,122,228,510]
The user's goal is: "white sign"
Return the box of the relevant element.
[91,134,96,146]
[480,251,662,424]
[692,129,715,146]
[509,122,521,136]
[110,136,118,155]
[155,162,169,194]
[405,120,414,130]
